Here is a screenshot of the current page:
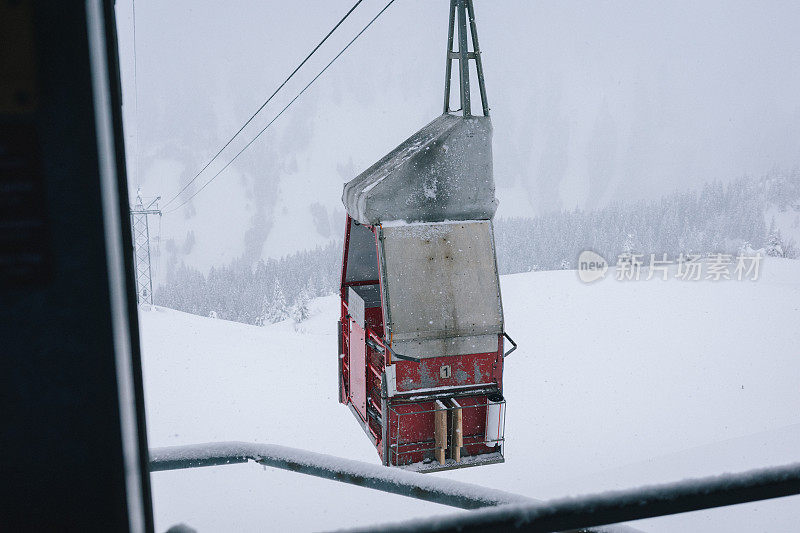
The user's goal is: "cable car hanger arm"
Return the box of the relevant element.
[385,343,421,363]
[502,332,517,358]
[366,329,421,363]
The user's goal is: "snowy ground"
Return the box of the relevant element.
[140,258,800,532]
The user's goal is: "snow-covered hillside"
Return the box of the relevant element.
[117,0,800,279]
[141,259,800,532]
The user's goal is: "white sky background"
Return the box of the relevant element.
[114,0,800,274]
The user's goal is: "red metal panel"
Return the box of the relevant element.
[364,306,384,336]
[349,319,367,419]
[393,351,499,393]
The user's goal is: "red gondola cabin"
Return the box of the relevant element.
[337,0,514,471]
[337,114,515,471]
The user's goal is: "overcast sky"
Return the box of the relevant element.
[114,0,800,271]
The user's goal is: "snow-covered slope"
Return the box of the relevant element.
[140,259,800,532]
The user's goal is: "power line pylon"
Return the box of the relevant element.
[130,189,161,305]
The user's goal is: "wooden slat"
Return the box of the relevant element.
[448,399,463,462]
[434,400,448,465]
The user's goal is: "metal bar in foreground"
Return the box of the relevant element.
[335,461,800,533]
[149,441,531,510]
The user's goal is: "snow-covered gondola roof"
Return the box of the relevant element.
[342,114,497,225]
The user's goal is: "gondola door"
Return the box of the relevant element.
[348,287,367,419]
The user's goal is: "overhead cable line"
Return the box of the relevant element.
[164,0,398,214]
[161,0,366,209]
[132,0,141,189]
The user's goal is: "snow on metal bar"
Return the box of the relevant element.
[148,441,530,510]
[336,461,800,533]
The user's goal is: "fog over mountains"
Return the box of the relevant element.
[115,0,800,281]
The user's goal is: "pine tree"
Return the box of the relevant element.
[263,281,289,323]
[765,218,785,258]
[291,284,311,324]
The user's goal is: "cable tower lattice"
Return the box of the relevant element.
[130,189,161,304]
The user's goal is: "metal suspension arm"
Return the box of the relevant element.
[443,0,489,117]
[366,327,421,363]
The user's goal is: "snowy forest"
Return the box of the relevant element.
[157,173,800,325]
